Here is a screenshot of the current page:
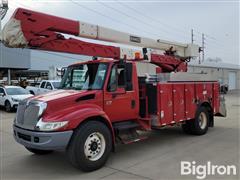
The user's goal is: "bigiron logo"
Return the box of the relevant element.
[180,161,237,179]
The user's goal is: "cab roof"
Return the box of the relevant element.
[69,59,134,67]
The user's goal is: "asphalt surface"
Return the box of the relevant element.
[0,91,239,180]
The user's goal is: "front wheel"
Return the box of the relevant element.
[67,121,112,172]
[5,101,12,112]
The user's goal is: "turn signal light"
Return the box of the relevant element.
[135,52,141,59]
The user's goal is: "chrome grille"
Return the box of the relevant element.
[15,100,46,130]
[16,102,26,125]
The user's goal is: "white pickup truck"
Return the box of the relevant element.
[26,80,61,95]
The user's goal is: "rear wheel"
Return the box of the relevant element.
[67,121,112,172]
[5,101,12,112]
[25,147,53,155]
[182,121,193,134]
[182,106,209,135]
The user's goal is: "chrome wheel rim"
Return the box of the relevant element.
[199,112,207,129]
[84,132,106,161]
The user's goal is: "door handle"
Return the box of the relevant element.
[131,100,136,109]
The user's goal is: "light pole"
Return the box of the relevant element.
[1,0,9,84]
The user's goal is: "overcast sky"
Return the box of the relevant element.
[1,0,239,68]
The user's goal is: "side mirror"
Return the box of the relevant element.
[61,67,67,78]
[0,93,5,96]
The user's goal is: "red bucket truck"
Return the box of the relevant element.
[1,8,226,171]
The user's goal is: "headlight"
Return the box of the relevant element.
[12,98,19,102]
[35,119,68,131]
[37,102,47,118]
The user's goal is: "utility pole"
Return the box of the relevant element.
[202,33,205,63]
[191,29,194,44]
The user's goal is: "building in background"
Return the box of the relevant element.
[188,62,240,90]
[0,42,30,84]
[137,61,240,90]
[0,43,87,83]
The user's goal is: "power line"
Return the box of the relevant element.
[115,0,191,40]
[70,0,169,40]
[195,29,225,46]
[12,0,193,44]
[96,0,189,41]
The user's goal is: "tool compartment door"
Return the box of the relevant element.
[205,83,213,102]
[173,84,185,122]
[195,83,204,103]
[158,83,173,125]
[185,83,196,119]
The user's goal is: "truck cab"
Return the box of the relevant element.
[13,59,141,171]
[59,59,139,122]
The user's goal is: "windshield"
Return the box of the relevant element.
[6,87,30,95]
[60,63,108,90]
[52,82,61,88]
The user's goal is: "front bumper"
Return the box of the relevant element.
[13,125,73,150]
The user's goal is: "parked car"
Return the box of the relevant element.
[0,86,33,112]
[26,80,61,95]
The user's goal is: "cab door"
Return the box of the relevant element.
[104,63,137,122]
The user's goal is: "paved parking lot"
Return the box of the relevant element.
[0,91,239,180]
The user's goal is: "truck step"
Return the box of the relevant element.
[120,135,148,144]
[113,121,140,131]
[117,129,148,144]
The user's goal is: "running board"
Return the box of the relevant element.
[117,129,148,144]
[113,121,140,131]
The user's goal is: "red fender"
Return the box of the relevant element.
[43,103,115,143]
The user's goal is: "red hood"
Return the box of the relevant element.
[32,89,97,102]
[33,89,103,122]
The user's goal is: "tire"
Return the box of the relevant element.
[5,101,12,112]
[29,91,35,95]
[182,121,193,134]
[182,106,209,135]
[25,147,53,155]
[67,121,112,172]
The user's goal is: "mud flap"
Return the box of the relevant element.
[216,95,227,117]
